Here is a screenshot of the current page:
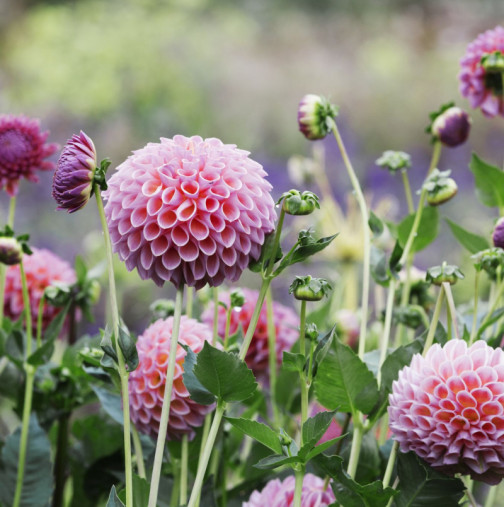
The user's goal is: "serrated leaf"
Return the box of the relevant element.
[445,218,490,254]
[302,410,337,449]
[193,342,257,403]
[225,417,283,454]
[397,206,439,253]
[314,341,379,416]
[469,153,504,209]
[106,485,125,507]
[118,323,138,372]
[253,454,300,470]
[299,435,344,462]
[282,351,306,373]
[182,346,216,405]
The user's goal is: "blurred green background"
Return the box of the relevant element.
[1,0,504,331]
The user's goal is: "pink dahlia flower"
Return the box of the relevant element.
[129,316,214,440]
[0,114,58,196]
[243,473,335,507]
[389,339,504,484]
[459,26,504,117]
[4,248,76,333]
[201,288,298,375]
[103,135,276,289]
[53,131,97,213]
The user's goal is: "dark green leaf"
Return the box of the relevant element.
[368,211,384,237]
[253,454,300,470]
[182,346,216,405]
[312,324,337,375]
[370,246,390,286]
[397,207,439,253]
[118,474,149,507]
[193,342,257,403]
[302,410,337,450]
[282,351,306,373]
[299,435,344,462]
[118,323,139,372]
[225,417,283,454]
[91,385,124,426]
[445,218,490,254]
[100,325,118,365]
[106,485,125,507]
[469,153,504,208]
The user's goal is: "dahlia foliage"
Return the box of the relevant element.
[5,24,504,507]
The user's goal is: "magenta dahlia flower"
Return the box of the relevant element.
[389,339,504,484]
[243,473,335,507]
[53,131,97,213]
[129,316,215,440]
[201,288,298,375]
[103,135,276,289]
[4,248,76,333]
[0,114,58,196]
[459,26,504,117]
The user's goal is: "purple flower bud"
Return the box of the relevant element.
[297,95,338,140]
[52,131,97,213]
[0,237,22,265]
[431,107,471,147]
[493,217,504,249]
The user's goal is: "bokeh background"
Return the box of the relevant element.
[1,0,504,334]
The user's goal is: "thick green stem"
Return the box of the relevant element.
[383,440,398,488]
[377,279,396,388]
[443,283,459,340]
[52,413,70,507]
[469,271,481,345]
[0,195,17,327]
[95,188,133,507]
[223,307,232,350]
[329,118,370,360]
[186,286,194,319]
[36,295,45,348]
[131,425,146,479]
[266,287,280,428]
[299,300,308,431]
[423,289,445,357]
[346,416,364,479]
[265,208,285,278]
[293,467,304,507]
[401,170,415,214]
[212,287,219,346]
[148,285,184,507]
[180,434,189,505]
[484,484,497,507]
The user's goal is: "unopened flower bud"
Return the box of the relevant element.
[280,190,320,216]
[375,150,412,173]
[0,236,22,265]
[492,217,504,249]
[481,50,504,73]
[149,299,175,321]
[426,263,464,286]
[230,289,245,309]
[472,247,504,280]
[431,107,471,147]
[305,323,319,342]
[423,169,458,206]
[297,95,338,141]
[289,275,332,301]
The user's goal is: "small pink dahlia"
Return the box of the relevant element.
[103,135,276,289]
[4,248,76,333]
[459,26,504,117]
[389,340,504,484]
[128,316,214,440]
[243,473,335,507]
[0,115,58,196]
[201,288,298,375]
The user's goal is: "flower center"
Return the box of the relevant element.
[481,51,504,95]
[0,130,31,163]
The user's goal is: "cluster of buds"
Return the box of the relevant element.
[423,169,458,206]
[375,150,412,173]
[0,226,31,266]
[279,189,320,216]
[427,103,471,147]
[297,95,338,140]
[426,262,464,286]
[472,247,504,280]
[289,275,332,301]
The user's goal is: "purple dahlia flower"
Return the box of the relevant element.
[493,217,504,249]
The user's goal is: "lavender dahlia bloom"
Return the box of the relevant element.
[0,114,58,196]
[53,131,97,213]
[459,26,504,117]
[103,135,276,289]
[243,473,335,507]
[389,340,504,484]
[493,217,504,249]
[128,316,214,440]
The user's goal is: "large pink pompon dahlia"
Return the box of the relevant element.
[4,248,76,333]
[389,340,504,484]
[0,115,58,196]
[459,26,504,117]
[243,473,335,507]
[103,135,276,289]
[201,288,298,376]
[129,316,214,441]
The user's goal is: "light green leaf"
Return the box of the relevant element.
[225,417,283,454]
[469,153,504,209]
[445,218,490,254]
[397,206,439,253]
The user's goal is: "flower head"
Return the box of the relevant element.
[298,95,338,141]
[423,169,458,206]
[376,150,412,173]
[493,217,504,249]
[0,237,23,266]
[53,131,97,213]
[103,135,276,289]
[4,248,76,333]
[459,26,504,117]
[389,340,504,484]
[0,114,58,196]
[128,316,214,440]
[431,107,471,147]
[201,288,298,376]
[243,473,335,507]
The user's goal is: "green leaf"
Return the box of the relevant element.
[282,351,306,373]
[106,485,125,507]
[182,346,216,405]
[469,153,504,208]
[253,454,301,470]
[91,385,124,425]
[395,452,465,507]
[445,218,490,254]
[0,414,53,507]
[302,410,337,450]
[100,325,118,365]
[75,255,88,285]
[368,211,384,237]
[118,474,149,507]
[312,324,337,376]
[370,246,389,286]
[314,341,379,415]
[225,417,283,454]
[299,435,344,462]
[397,206,439,253]
[118,323,139,372]
[193,342,257,403]
[477,307,504,338]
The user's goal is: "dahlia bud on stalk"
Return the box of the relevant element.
[230,289,245,309]
[297,94,338,140]
[375,150,412,173]
[289,275,332,301]
[304,322,319,342]
[279,189,320,216]
[0,226,31,266]
[423,169,458,206]
[426,262,464,286]
[472,247,504,280]
[149,299,176,321]
[492,217,504,248]
[427,103,471,147]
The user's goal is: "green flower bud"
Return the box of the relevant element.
[426,263,464,286]
[298,95,338,141]
[375,150,412,173]
[150,299,175,321]
[289,275,332,301]
[305,322,319,342]
[472,247,504,280]
[423,169,458,206]
[230,289,245,308]
[280,190,320,216]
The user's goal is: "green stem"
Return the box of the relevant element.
[377,278,396,388]
[266,287,280,428]
[479,276,504,332]
[484,484,497,507]
[131,425,146,479]
[223,306,232,350]
[212,287,219,346]
[52,413,70,507]
[0,195,17,328]
[186,286,194,319]
[401,170,415,214]
[95,188,133,507]
[180,434,189,505]
[423,288,445,357]
[170,463,180,507]
[148,285,184,507]
[377,413,389,447]
[329,118,370,360]
[293,467,304,507]
[469,271,481,346]
[265,208,285,277]
[36,295,45,348]
[443,283,459,340]
[383,440,398,488]
[346,416,364,479]
[299,301,308,431]
[306,340,315,386]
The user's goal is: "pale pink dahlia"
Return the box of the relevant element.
[459,26,504,117]
[389,340,504,484]
[4,248,76,333]
[243,473,335,507]
[103,135,276,289]
[201,288,298,375]
[0,115,58,196]
[128,316,214,440]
